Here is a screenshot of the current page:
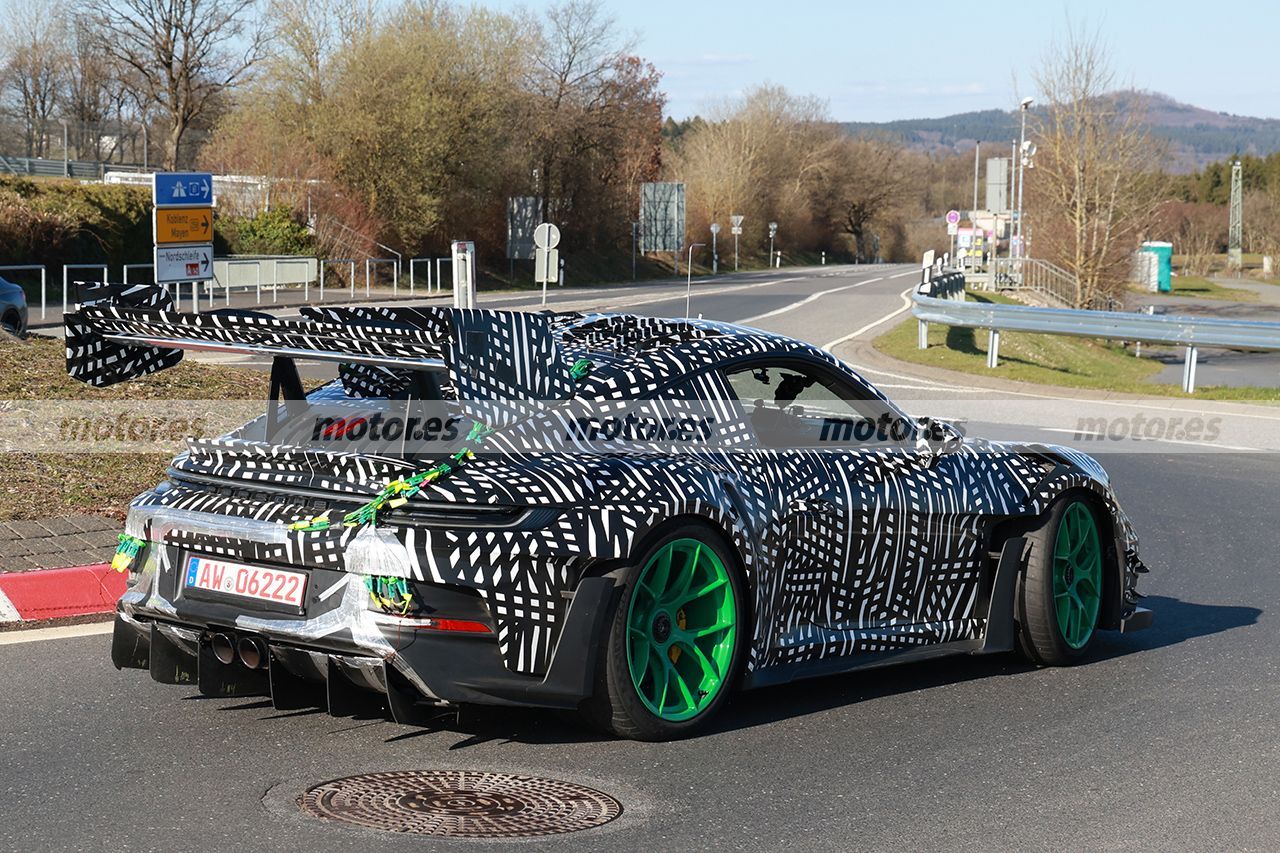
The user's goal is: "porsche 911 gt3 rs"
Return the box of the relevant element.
[66,283,1151,740]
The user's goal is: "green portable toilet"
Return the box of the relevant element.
[1141,241,1173,293]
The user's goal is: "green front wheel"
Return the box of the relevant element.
[1018,495,1107,665]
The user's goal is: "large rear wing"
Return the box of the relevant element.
[64,284,576,411]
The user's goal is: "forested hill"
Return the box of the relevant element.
[842,91,1280,171]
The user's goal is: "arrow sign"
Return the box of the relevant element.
[154,172,214,207]
[155,244,215,283]
[154,206,214,244]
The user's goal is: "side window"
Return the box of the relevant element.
[724,360,901,448]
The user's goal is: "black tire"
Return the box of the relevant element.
[0,312,22,339]
[1017,495,1105,666]
[583,521,747,741]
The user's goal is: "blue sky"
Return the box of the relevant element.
[482,0,1279,121]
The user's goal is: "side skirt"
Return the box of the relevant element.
[742,536,1028,691]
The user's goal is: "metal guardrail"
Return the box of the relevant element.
[913,271,1280,392]
[0,155,144,180]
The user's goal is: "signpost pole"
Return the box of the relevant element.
[710,223,720,275]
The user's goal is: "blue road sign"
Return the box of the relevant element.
[153,172,213,207]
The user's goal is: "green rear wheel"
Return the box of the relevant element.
[1018,495,1108,665]
[586,524,744,740]
[625,538,737,722]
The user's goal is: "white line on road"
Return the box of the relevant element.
[736,277,882,324]
[0,621,113,645]
[822,284,916,351]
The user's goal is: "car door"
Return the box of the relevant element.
[810,366,990,652]
[720,358,890,665]
[722,356,988,665]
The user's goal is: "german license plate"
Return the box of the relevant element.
[183,556,307,608]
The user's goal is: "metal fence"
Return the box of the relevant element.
[11,255,459,326]
[913,273,1280,392]
[0,155,145,180]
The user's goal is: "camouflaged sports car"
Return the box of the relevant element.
[66,283,1150,741]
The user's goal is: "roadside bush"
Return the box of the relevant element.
[0,176,152,270]
[217,206,315,255]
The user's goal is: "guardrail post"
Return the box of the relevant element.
[917,319,928,349]
[1182,345,1198,393]
[987,329,1000,368]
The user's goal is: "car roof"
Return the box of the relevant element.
[552,311,855,399]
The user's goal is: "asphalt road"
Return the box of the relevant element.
[3,264,1278,851]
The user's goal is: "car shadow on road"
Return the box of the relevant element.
[206,595,1259,747]
[701,595,1260,737]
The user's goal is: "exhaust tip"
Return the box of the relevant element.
[237,636,268,670]
[210,633,236,665]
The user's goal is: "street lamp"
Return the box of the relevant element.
[709,222,721,275]
[685,243,705,317]
[1016,97,1034,258]
[768,221,778,268]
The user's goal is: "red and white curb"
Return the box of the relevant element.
[0,563,125,623]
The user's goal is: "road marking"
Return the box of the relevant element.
[0,621,113,645]
[0,589,18,622]
[736,277,882,324]
[822,284,916,350]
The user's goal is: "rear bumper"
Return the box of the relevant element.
[112,574,617,721]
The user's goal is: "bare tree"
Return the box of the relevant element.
[1027,24,1164,308]
[674,86,841,256]
[0,1,68,157]
[827,137,910,262]
[86,0,266,169]
[62,14,133,161]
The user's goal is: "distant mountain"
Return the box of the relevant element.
[842,92,1280,172]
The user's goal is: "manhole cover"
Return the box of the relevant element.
[297,770,623,838]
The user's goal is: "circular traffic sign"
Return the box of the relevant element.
[946,209,961,225]
[710,222,721,235]
[533,223,560,250]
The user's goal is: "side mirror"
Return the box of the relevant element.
[916,417,964,462]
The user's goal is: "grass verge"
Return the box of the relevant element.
[874,291,1280,401]
[0,336,268,521]
[1144,275,1259,302]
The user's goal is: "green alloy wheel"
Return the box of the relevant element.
[586,524,745,740]
[625,538,737,721]
[1018,495,1107,665]
[1052,501,1103,649]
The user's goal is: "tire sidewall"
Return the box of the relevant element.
[1025,495,1103,663]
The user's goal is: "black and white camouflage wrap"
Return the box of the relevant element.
[68,287,1146,682]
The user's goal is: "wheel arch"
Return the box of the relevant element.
[580,511,756,624]
[986,486,1123,632]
